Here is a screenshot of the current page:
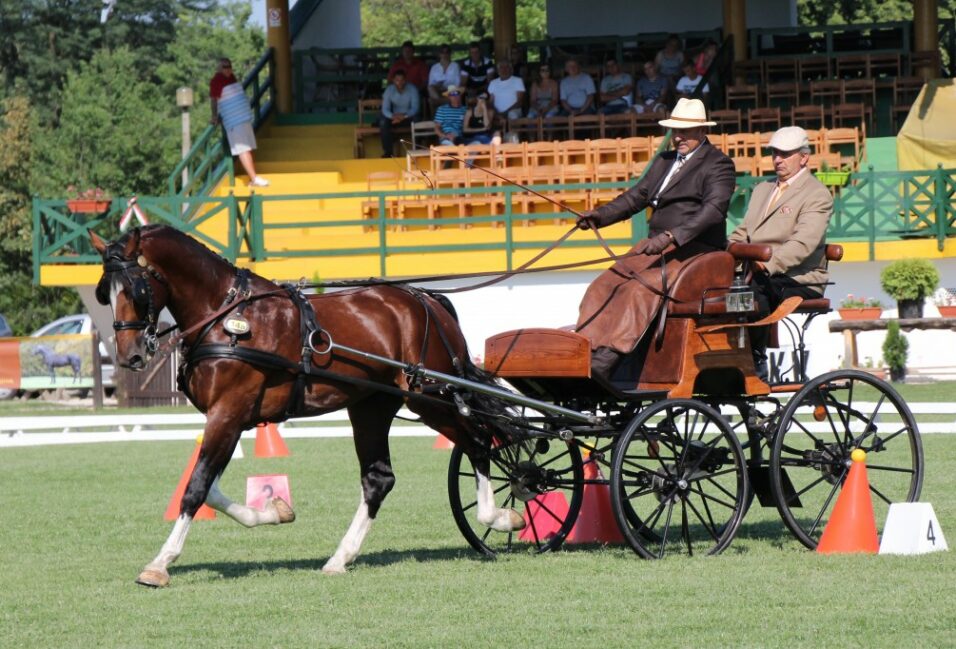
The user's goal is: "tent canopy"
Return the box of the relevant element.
[898,79,956,171]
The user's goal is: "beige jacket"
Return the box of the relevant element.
[728,168,833,294]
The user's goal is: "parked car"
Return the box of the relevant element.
[0,313,11,337]
[0,313,114,399]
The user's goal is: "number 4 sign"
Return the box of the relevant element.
[879,502,948,555]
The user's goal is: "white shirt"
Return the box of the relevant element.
[428,61,461,90]
[487,75,526,113]
[675,74,710,95]
[654,143,703,202]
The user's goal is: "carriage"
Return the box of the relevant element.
[446,241,923,559]
[90,225,923,586]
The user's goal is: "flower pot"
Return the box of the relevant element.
[939,306,956,318]
[815,171,850,187]
[66,199,111,214]
[897,298,924,319]
[889,366,906,383]
[838,307,882,320]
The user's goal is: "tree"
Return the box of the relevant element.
[31,46,179,198]
[0,95,81,334]
[797,0,956,24]
[360,0,546,49]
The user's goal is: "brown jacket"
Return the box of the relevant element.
[576,139,736,352]
[728,168,833,294]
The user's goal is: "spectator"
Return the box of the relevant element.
[598,58,633,115]
[209,57,268,187]
[655,34,684,82]
[463,93,496,145]
[635,61,669,113]
[433,85,467,145]
[559,58,596,116]
[510,44,530,84]
[527,65,560,118]
[675,60,710,102]
[488,60,526,122]
[695,40,718,75]
[387,40,429,93]
[427,45,461,109]
[459,42,496,98]
[379,69,420,158]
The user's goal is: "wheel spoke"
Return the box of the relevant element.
[867,463,915,474]
[681,500,692,556]
[817,386,847,449]
[694,480,739,510]
[807,467,847,537]
[657,499,676,559]
[869,482,893,505]
[685,492,720,542]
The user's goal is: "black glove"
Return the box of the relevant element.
[637,232,672,255]
[576,210,613,230]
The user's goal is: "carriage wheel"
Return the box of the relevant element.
[769,369,923,550]
[610,399,748,559]
[448,436,584,557]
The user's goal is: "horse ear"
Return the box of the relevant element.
[89,229,109,255]
[95,277,110,305]
[122,228,141,259]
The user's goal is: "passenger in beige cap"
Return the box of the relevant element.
[728,125,834,379]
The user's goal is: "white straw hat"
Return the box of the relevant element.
[658,98,716,128]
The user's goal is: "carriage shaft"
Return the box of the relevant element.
[327,342,600,424]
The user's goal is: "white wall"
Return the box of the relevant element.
[546,0,795,37]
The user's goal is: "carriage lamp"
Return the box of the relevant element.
[725,276,755,313]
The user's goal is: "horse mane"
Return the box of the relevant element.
[129,225,238,274]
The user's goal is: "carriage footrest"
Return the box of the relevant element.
[748,464,801,508]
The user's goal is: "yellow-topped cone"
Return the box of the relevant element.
[816,448,878,554]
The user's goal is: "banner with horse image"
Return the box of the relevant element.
[0,334,95,390]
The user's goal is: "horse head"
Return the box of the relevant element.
[90,227,169,370]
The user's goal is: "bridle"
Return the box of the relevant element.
[96,244,168,355]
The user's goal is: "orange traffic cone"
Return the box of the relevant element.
[164,435,216,521]
[519,491,570,542]
[254,422,290,458]
[568,459,624,544]
[816,448,879,554]
[433,434,455,449]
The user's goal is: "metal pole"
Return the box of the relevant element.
[324,340,601,424]
[176,87,194,192]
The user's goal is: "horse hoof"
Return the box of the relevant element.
[508,509,526,531]
[321,563,347,575]
[270,497,296,524]
[135,568,170,588]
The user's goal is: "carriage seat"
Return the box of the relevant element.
[666,250,742,316]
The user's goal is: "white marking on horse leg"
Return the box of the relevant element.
[475,470,525,532]
[143,514,192,574]
[205,477,281,527]
[322,492,373,574]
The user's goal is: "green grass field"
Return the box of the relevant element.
[2,433,956,648]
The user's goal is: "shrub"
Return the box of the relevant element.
[882,320,909,379]
[880,259,939,301]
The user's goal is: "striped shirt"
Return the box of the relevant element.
[217,82,253,130]
[434,104,466,136]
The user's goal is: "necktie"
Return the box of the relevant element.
[766,181,789,215]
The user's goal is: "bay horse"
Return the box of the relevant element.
[90,225,525,587]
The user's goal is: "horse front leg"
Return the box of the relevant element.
[136,422,240,588]
[206,477,296,527]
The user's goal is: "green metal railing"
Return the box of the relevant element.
[32,167,956,283]
[166,48,276,200]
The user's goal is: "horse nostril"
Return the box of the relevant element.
[128,354,145,370]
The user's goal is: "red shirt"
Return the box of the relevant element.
[209,71,238,99]
[387,57,429,91]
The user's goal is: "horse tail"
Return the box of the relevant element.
[460,357,526,447]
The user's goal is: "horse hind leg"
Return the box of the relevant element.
[474,459,525,532]
[322,394,401,575]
